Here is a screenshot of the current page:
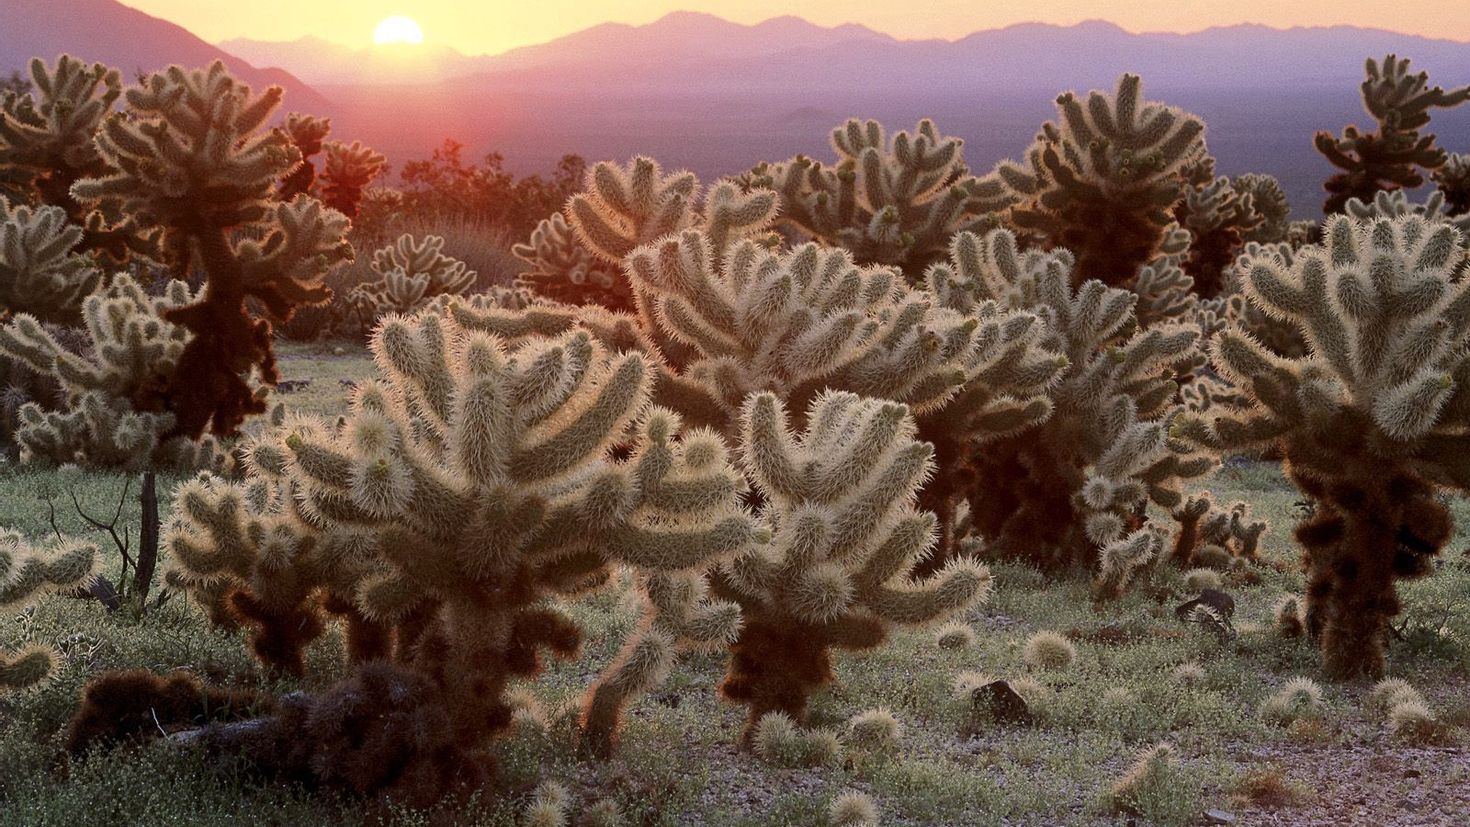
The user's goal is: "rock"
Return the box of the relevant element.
[1204,809,1237,824]
[977,680,1032,724]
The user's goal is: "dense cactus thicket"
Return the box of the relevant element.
[992,74,1208,289]
[3,45,1469,816]
[1314,55,1470,214]
[1179,214,1470,678]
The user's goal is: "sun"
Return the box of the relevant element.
[373,15,425,46]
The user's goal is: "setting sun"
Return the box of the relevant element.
[373,15,424,46]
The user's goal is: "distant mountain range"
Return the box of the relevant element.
[4,5,1470,216]
[0,0,325,108]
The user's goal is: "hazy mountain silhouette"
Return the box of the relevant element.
[0,0,325,108]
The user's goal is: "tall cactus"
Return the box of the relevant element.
[319,140,386,219]
[993,74,1208,288]
[1315,55,1470,214]
[1178,214,1470,678]
[750,119,1010,278]
[165,310,756,766]
[714,391,991,740]
[1,529,99,692]
[73,61,352,439]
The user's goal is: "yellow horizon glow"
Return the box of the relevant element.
[123,1,1470,56]
[372,15,425,46]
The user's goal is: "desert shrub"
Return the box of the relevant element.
[397,139,584,238]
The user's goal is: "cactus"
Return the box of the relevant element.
[1234,174,1292,244]
[829,791,880,827]
[0,196,100,324]
[0,55,149,264]
[1260,676,1324,726]
[0,529,99,692]
[1173,169,1264,298]
[1168,493,1268,566]
[278,113,331,200]
[337,234,477,336]
[1106,743,1181,816]
[1343,188,1470,233]
[1433,153,1470,217]
[1021,630,1077,670]
[0,275,231,470]
[166,310,755,767]
[1177,213,1470,678]
[751,119,1010,277]
[73,61,353,440]
[993,74,1208,288]
[1315,55,1470,214]
[714,391,991,740]
[319,140,386,220]
[513,212,630,311]
[1091,526,1165,601]
[927,229,1214,569]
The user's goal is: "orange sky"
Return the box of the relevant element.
[126,0,1470,54]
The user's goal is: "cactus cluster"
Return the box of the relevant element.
[337,234,478,335]
[0,274,231,470]
[1314,55,1470,214]
[750,119,1009,277]
[0,196,100,325]
[0,529,99,692]
[1168,493,1268,569]
[1433,153,1470,217]
[926,229,1213,569]
[1180,213,1470,678]
[993,74,1208,288]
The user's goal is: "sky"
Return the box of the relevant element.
[124,0,1470,54]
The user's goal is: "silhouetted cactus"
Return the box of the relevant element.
[0,529,99,692]
[994,74,1208,288]
[751,119,1009,277]
[714,391,991,741]
[1168,492,1268,566]
[73,61,353,439]
[1178,214,1470,678]
[1173,168,1264,298]
[1315,55,1470,214]
[319,140,386,219]
[278,113,331,200]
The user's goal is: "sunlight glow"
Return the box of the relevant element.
[373,15,425,46]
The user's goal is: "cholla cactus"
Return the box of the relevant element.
[1,529,99,692]
[0,197,100,324]
[750,119,1009,277]
[714,391,991,739]
[1173,172,1264,298]
[0,275,230,470]
[1092,526,1165,601]
[513,212,630,311]
[0,55,146,264]
[1433,153,1470,216]
[74,61,353,439]
[278,113,331,200]
[1106,743,1181,816]
[1315,55,1470,214]
[1177,214,1470,678]
[319,140,386,219]
[167,311,756,760]
[928,229,1214,569]
[994,74,1208,288]
[1168,493,1268,566]
[1234,174,1292,244]
[1344,188,1470,233]
[338,234,476,335]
